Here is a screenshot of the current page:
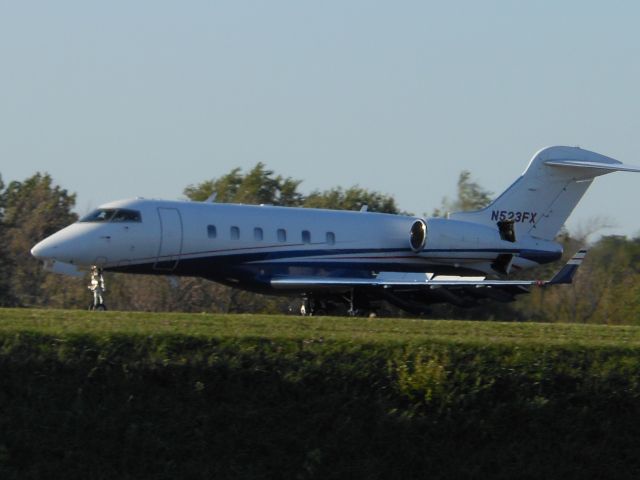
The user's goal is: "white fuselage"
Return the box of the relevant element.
[31,198,561,293]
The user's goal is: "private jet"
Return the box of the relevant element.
[31,146,639,314]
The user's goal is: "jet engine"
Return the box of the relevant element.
[409,219,427,252]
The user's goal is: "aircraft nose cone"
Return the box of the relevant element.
[31,238,57,259]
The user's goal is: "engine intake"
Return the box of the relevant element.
[410,219,427,252]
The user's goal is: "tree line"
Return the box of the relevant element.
[1,165,639,324]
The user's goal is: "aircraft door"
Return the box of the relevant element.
[154,207,183,271]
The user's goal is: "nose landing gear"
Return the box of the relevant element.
[88,266,107,311]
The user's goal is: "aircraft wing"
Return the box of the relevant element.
[270,249,587,291]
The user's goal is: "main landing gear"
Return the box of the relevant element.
[300,290,363,317]
[344,289,358,317]
[88,266,107,311]
[300,297,322,316]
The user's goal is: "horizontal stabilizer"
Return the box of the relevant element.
[545,160,640,174]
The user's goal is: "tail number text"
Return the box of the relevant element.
[491,210,538,223]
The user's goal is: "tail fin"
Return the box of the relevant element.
[450,146,640,241]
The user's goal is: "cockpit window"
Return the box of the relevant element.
[80,209,116,222]
[111,209,142,222]
[80,208,141,223]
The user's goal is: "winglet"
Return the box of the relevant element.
[547,249,587,285]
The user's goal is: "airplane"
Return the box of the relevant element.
[31,146,640,315]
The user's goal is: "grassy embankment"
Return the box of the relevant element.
[2,308,640,479]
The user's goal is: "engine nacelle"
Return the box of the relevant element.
[408,217,562,271]
[409,219,427,252]
[408,217,557,253]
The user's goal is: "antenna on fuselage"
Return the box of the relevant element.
[360,204,368,212]
[205,193,217,203]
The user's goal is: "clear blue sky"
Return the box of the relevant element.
[1,1,639,240]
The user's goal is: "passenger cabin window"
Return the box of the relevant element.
[254,227,263,241]
[302,230,311,244]
[277,229,287,242]
[230,226,240,240]
[207,225,217,239]
[326,232,335,245]
[80,208,141,223]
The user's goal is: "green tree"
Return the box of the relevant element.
[184,163,303,206]
[304,186,400,213]
[184,163,400,213]
[454,170,493,211]
[0,174,10,303]
[581,236,640,324]
[432,170,493,217]
[512,234,640,324]
[0,173,82,307]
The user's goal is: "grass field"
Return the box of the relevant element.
[4,308,640,346]
[2,309,640,479]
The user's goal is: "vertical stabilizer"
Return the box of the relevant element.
[449,146,640,241]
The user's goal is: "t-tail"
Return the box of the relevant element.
[450,146,640,241]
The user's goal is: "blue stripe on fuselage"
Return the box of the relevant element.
[106,246,561,280]
[144,245,560,264]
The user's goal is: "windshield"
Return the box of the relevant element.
[80,208,141,223]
